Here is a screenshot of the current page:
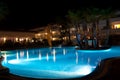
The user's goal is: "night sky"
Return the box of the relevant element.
[0,0,119,31]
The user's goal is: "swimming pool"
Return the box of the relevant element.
[1,46,120,79]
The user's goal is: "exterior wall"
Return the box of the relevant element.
[0,31,35,43]
[96,17,120,44]
[34,24,62,41]
[0,31,35,37]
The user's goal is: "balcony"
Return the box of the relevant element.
[110,29,120,35]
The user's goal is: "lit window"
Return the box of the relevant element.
[52,31,55,34]
[52,38,57,41]
[3,37,6,42]
[31,40,34,42]
[45,33,48,35]
[26,38,29,42]
[16,38,18,42]
[19,38,24,41]
[37,34,41,36]
[114,24,120,29]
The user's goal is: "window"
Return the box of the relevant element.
[113,24,120,29]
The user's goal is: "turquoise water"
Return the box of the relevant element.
[1,46,120,79]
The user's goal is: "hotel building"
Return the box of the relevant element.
[0,16,120,45]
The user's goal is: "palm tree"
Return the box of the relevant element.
[65,7,116,48]
[66,8,102,48]
[54,16,71,45]
[83,7,102,48]
[45,25,52,47]
[66,10,83,47]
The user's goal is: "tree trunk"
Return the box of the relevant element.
[92,22,96,48]
[46,26,52,47]
[68,28,71,43]
[96,19,99,48]
[75,23,83,48]
[105,19,110,46]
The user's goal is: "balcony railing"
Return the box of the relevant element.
[110,29,120,35]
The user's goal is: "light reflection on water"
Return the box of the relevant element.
[1,46,119,79]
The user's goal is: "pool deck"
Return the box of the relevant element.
[79,57,120,80]
[0,57,120,80]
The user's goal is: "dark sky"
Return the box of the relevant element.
[0,0,119,31]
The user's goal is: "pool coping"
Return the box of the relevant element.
[76,45,111,50]
[74,57,120,80]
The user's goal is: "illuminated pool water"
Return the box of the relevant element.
[1,46,120,79]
